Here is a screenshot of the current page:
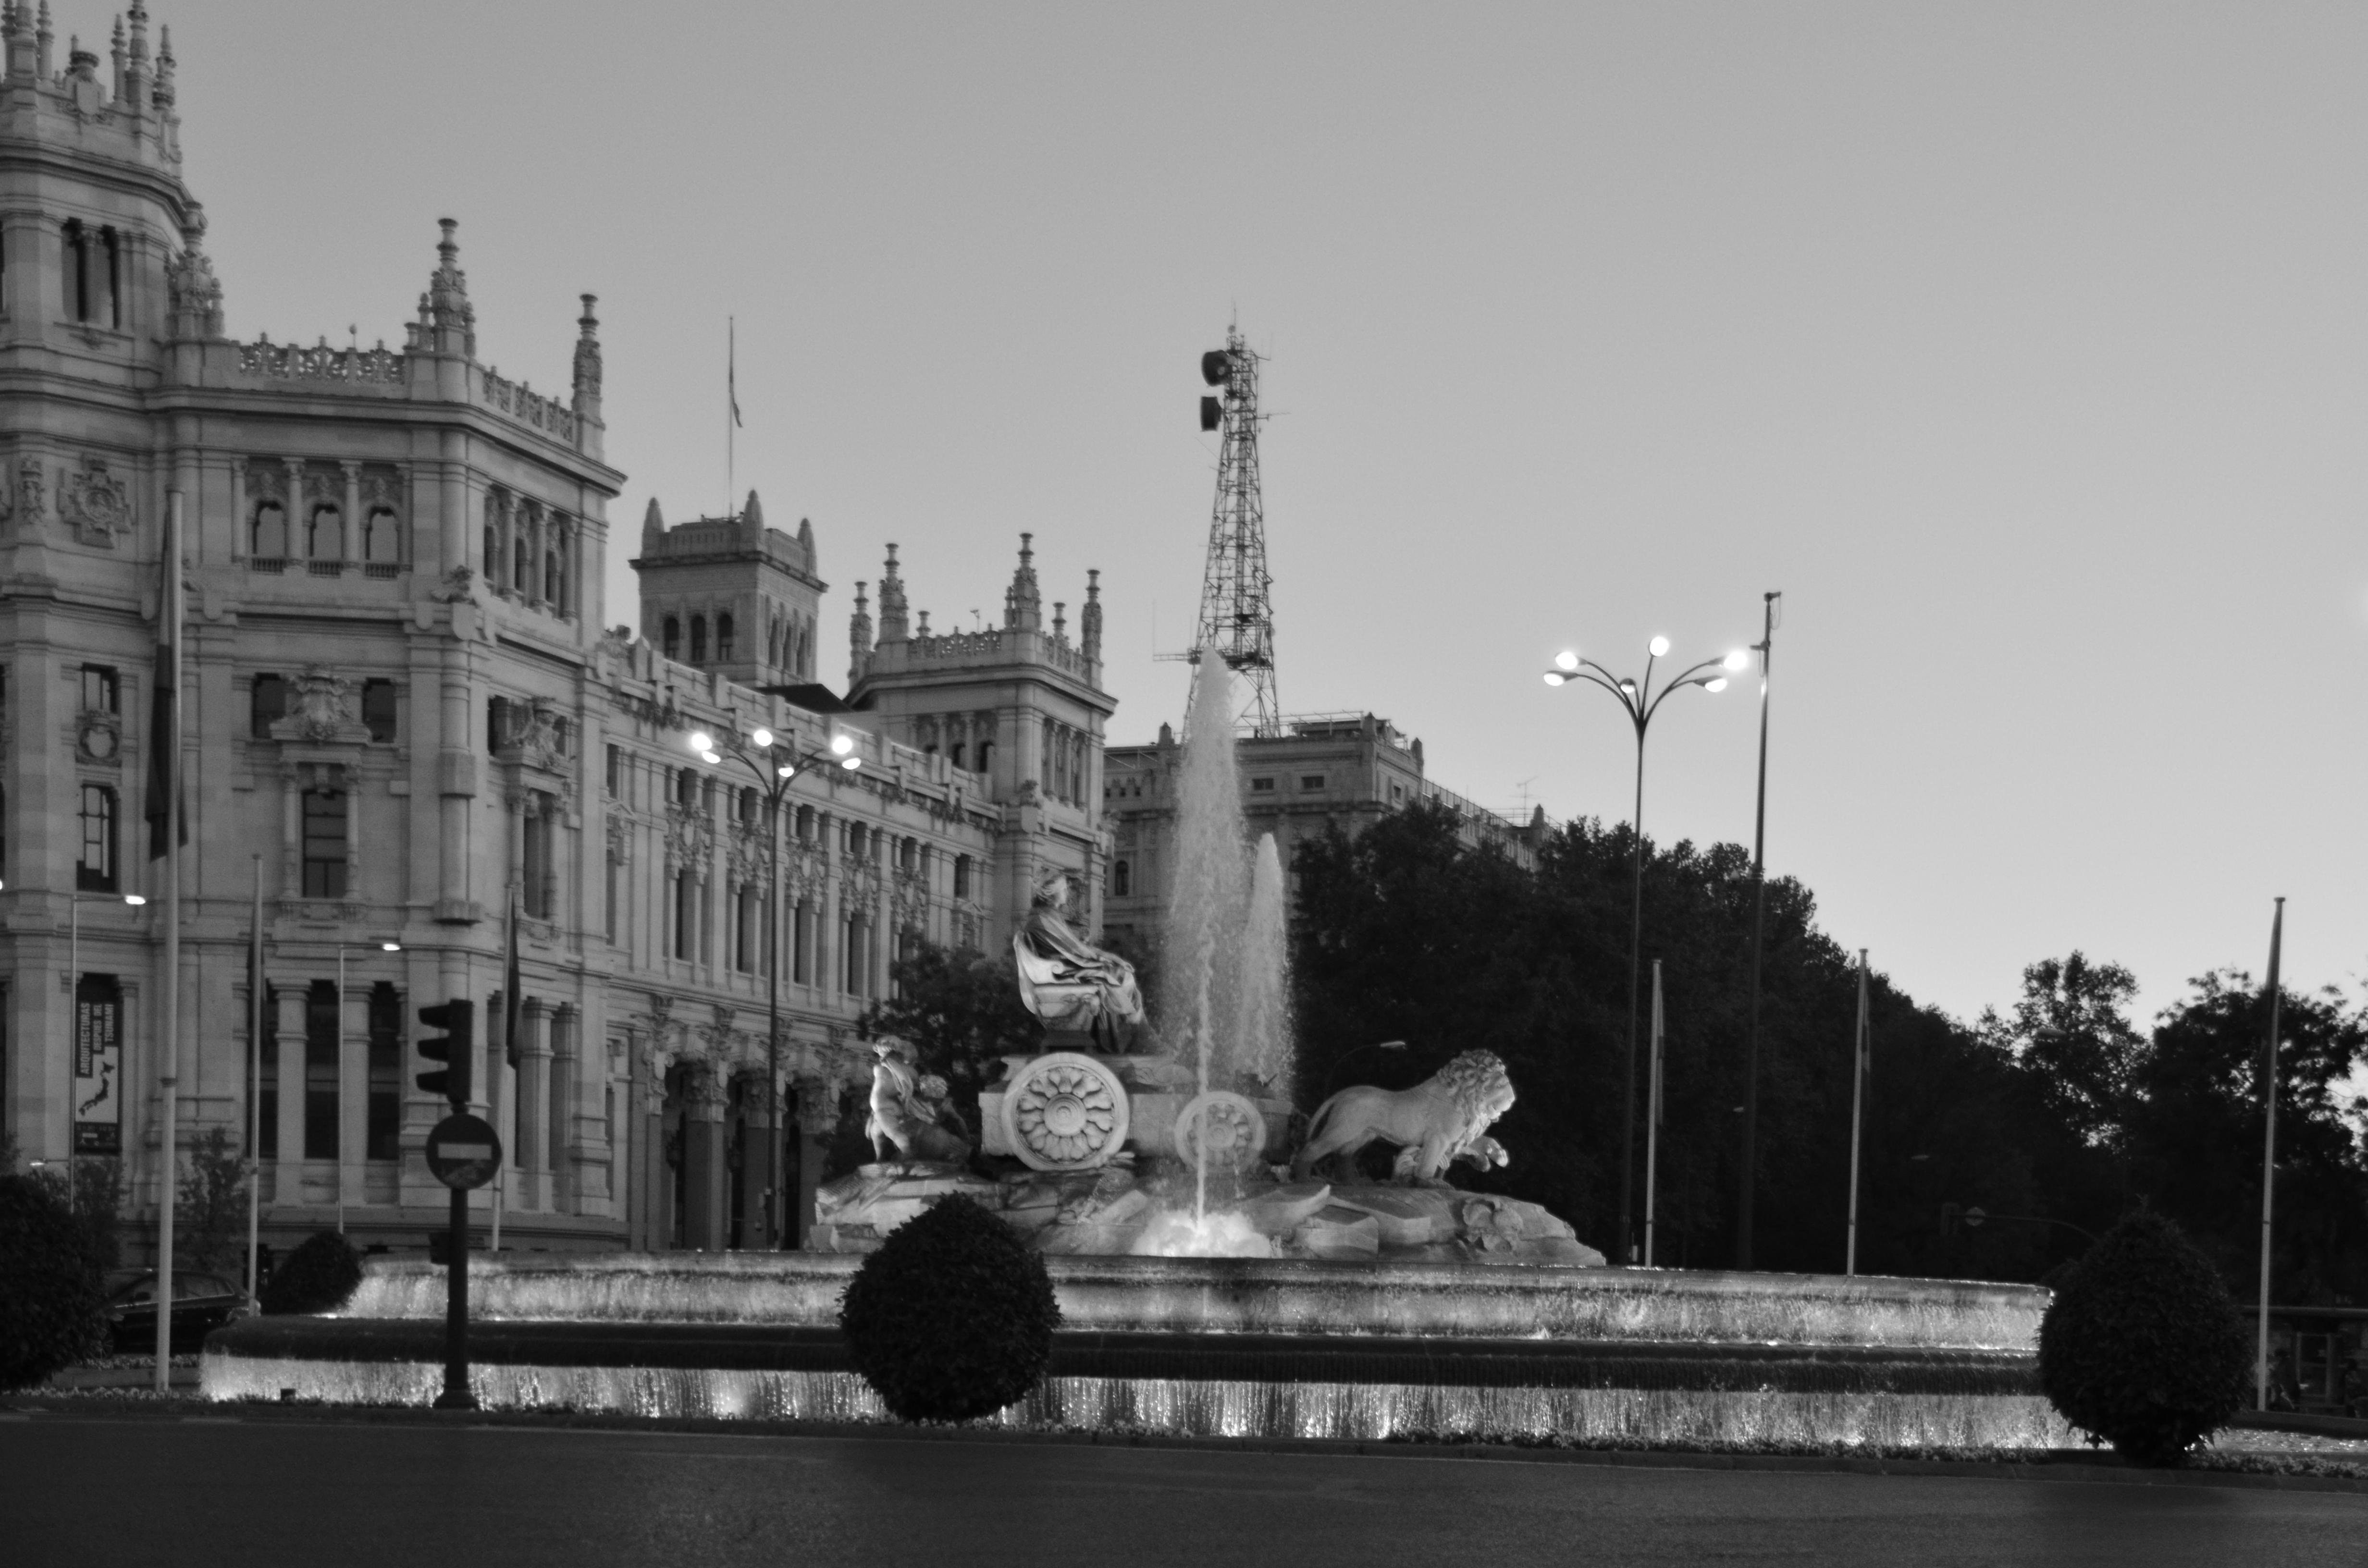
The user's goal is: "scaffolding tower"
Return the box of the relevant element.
[1193,323,1280,735]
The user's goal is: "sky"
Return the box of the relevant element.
[167,2,2368,1032]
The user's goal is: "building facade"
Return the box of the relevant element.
[1101,712,1542,957]
[0,9,1114,1261]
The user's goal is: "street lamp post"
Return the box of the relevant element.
[1735,590,1780,1271]
[688,720,860,1250]
[1545,637,1745,1266]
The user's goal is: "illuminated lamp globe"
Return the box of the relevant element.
[688,731,714,754]
[701,751,722,766]
[830,734,856,757]
[1705,677,1729,693]
[1554,650,1580,672]
[1648,636,1671,658]
[123,894,148,906]
[1724,649,1751,672]
[1542,671,1566,686]
[751,727,775,749]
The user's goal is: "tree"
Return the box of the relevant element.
[861,942,1041,1142]
[2123,971,2368,1303]
[176,1127,249,1275]
[1978,952,2145,1146]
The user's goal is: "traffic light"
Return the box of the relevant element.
[417,998,474,1106]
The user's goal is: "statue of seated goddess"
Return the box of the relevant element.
[1012,869,1144,1050]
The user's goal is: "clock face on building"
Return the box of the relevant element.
[82,723,117,761]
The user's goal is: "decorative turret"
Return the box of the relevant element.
[1003,533,1042,632]
[849,581,874,685]
[877,545,909,644]
[571,294,603,422]
[640,498,666,555]
[123,2,149,117]
[165,205,222,339]
[1082,569,1103,662]
[3,5,33,80]
[37,3,52,80]
[798,516,817,574]
[1052,601,1066,641]
[427,219,475,358]
[740,490,764,548]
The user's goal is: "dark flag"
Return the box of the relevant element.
[503,883,523,1069]
[144,640,185,858]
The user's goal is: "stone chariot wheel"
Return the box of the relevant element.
[1000,1052,1131,1171]
[1171,1090,1269,1174]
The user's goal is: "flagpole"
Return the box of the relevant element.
[1846,948,1868,1277]
[245,854,262,1300]
[2256,897,2285,1411]
[727,316,736,514]
[154,489,184,1392]
[1643,959,1663,1268]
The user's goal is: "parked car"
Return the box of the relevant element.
[102,1269,258,1353]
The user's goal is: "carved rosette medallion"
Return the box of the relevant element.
[1000,1051,1129,1172]
[1171,1090,1269,1174]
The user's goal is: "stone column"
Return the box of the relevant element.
[340,461,361,564]
[515,1000,551,1212]
[684,1066,728,1251]
[793,1078,837,1249]
[271,981,308,1205]
[549,1006,577,1213]
[339,969,366,1218]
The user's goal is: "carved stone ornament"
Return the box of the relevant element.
[1000,1052,1130,1171]
[268,668,372,745]
[503,698,566,773]
[432,564,479,604]
[606,813,632,864]
[17,457,43,520]
[58,457,134,549]
[76,711,123,766]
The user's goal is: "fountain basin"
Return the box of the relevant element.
[198,1253,2068,1447]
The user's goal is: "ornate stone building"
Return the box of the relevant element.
[0,7,1113,1259]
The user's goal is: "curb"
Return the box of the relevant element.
[5,1395,2363,1494]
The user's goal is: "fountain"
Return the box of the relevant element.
[200,656,2067,1448]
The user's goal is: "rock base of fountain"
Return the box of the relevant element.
[811,1162,1605,1266]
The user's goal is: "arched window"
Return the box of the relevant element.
[253,502,288,558]
[301,789,348,897]
[690,616,707,664]
[977,741,995,775]
[738,786,757,825]
[767,618,781,668]
[950,742,964,769]
[483,523,497,576]
[366,508,399,564]
[899,837,918,873]
[677,768,698,807]
[952,854,971,901]
[716,614,734,663]
[77,784,117,891]
[544,550,561,607]
[795,805,814,841]
[847,823,866,861]
[663,616,681,660]
[513,538,530,593]
[1112,860,1131,897]
[306,504,340,559]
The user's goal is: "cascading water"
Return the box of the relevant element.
[1156,654,1294,1235]
[1163,655,1250,1226]
[1237,832,1294,1095]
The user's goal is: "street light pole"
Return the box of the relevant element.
[689,719,860,1251]
[1736,591,1780,1270]
[1545,637,1745,1265]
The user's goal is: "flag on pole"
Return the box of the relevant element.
[502,883,523,1069]
[144,575,186,858]
[728,316,742,429]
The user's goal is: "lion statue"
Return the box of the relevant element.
[1291,1049,1517,1186]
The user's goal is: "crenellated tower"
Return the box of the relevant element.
[631,489,826,686]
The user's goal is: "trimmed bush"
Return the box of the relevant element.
[2039,1209,2250,1466]
[0,1174,107,1390]
[260,1229,364,1316]
[839,1195,1060,1422]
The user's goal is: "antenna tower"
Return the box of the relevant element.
[1192,322,1280,735]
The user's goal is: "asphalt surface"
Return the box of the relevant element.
[4,1413,2364,1568]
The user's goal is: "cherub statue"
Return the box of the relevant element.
[864,1038,972,1166]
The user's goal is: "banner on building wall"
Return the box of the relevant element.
[74,981,122,1154]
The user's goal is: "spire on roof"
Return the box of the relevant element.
[877,544,908,643]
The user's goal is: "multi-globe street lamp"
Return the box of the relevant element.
[1545,637,1748,1266]
[685,721,861,1250]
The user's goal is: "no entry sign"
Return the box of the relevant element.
[425,1113,503,1191]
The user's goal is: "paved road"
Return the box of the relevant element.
[4,1414,2363,1567]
